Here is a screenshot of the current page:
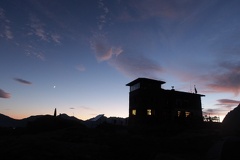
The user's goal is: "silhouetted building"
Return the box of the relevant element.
[126,78,205,126]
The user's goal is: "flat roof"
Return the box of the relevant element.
[126,77,166,86]
[166,89,205,97]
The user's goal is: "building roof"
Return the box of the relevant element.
[126,77,205,97]
[126,77,166,86]
[166,89,205,97]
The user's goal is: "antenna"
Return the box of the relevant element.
[194,85,197,94]
[190,83,192,93]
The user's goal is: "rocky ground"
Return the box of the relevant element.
[0,122,224,160]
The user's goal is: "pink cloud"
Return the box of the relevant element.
[0,89,10,98]
[90,33,123,61]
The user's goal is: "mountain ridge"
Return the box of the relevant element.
[0,113,127,128]
[0,113,82,128]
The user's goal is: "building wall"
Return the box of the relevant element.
[128,83,204,126]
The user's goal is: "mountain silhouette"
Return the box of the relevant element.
[27,115,86,132]
[0,113,83,128]
[58,113,82,122]
[222,103,240,135]
[0,113,21,128]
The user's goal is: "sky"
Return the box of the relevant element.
[1,0,240,121]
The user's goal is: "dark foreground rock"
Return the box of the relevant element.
[0,123,222,160]
[222,104,240,136]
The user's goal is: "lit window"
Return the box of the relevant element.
[132,109,136,116]
[177,111,181,117]
[147,109,152,115]
[185,111,190,117]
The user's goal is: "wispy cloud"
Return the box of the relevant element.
[97,0,109,31]
[4,25,13,39]
[29,15,61,44]
[29,15,48,41]
[24,45,46,61]
[0,8,13,40]
[0,89,10,98]
[79,106,93,110]
[90,32,162,78]
[14,78,32,85]
[76,65,86,72]
[51,33,61,44]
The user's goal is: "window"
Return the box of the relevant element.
[177,111,181,117]
[130,83,140,92]
[185,111,190,117]
[147,109,152,115]
[132,109,136,116]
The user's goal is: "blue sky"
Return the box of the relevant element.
[0,0,240,121]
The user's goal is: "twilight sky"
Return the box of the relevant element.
[1,0,240,121]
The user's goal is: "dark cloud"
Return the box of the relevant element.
[14,78,32,85]
[203,108,227,116]
[217,99,240,105]
[0,89,10,98]
[207,61,240,95]
[110,52,163,79]
[119,0,210,22]
[203,108,217,114]
[69,107,75,109]
[216,99,240,109]
[203,98,240,116]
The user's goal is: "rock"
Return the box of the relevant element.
[222,103,240,135]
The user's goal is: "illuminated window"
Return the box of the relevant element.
[147,109,152,115]
[185,111,190,117]
[132,109,136,116]
[177,111,181,117]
